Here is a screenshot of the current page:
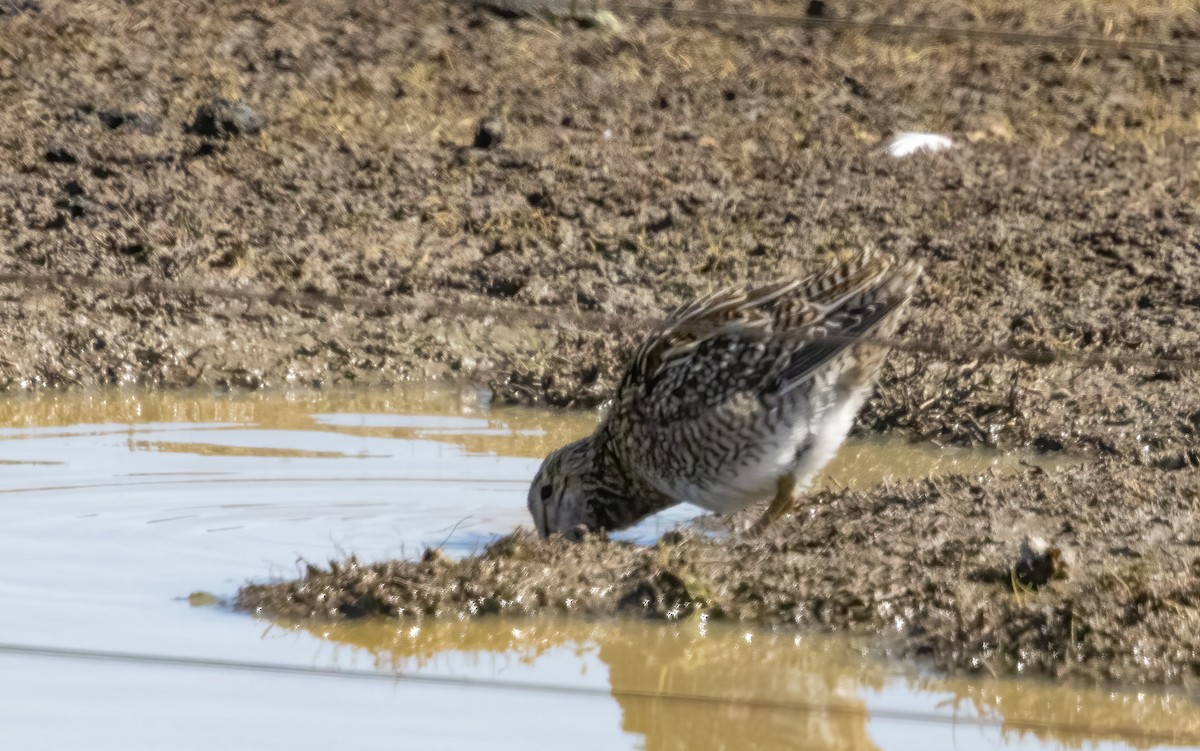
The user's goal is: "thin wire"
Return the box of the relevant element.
[1,271,1197,373]
[0,641,1195,745]
[605,2,1200,56]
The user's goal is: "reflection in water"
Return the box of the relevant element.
[281,618,883,751]
[927,678,1200,750]
[0,388,596,460]
[598,625,881,751]
[276,618,1200,751]
[0,388,1058,490]
[0,458,64,465]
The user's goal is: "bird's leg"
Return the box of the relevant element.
[750,472,798,535]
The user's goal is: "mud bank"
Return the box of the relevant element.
[240,460,1200,688]
[1,0,1199,461]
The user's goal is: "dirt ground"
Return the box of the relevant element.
[3,1,1200,685]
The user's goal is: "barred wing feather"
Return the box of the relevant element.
[621,250,920,405]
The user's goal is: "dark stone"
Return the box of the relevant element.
[118,243,150,262]
[97,110,160,134]
[56,196,88,219]
[1033,435,1064,453]
[45,146,78,164]
[472,115,504,149]
[1014,537,1066,589]
[188,98,265,138]
[646,210,674,233]
[843,75,870,98]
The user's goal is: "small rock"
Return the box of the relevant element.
[119,242,150,261]
[56,196,90,219]
[806,0,827,18]
[97,110,160,134]
[473,115,504,149]
[1033,435,1064,453]
[44,146,78,164]
[187,591,219,607]
[189,98,265,138]
[1014,536,1068,589]
[843,76,870,99]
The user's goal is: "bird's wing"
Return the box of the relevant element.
[621,249,920,402]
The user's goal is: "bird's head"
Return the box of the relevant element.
[528,436,600,540]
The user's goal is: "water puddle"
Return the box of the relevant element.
[0,388,1188,749]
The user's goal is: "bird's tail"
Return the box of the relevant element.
[800,247,921,317]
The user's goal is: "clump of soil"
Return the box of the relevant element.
[240,460,1200,688]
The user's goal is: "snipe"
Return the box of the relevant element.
[528,249,922,538]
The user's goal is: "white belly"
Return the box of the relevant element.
[678,388,869,514]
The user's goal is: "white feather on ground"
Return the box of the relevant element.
[887,131,954,158]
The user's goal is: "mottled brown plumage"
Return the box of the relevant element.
[528,249,922,538]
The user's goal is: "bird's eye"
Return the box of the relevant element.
[539,483,553,501]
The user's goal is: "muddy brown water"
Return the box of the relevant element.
[0,387,1192,749]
